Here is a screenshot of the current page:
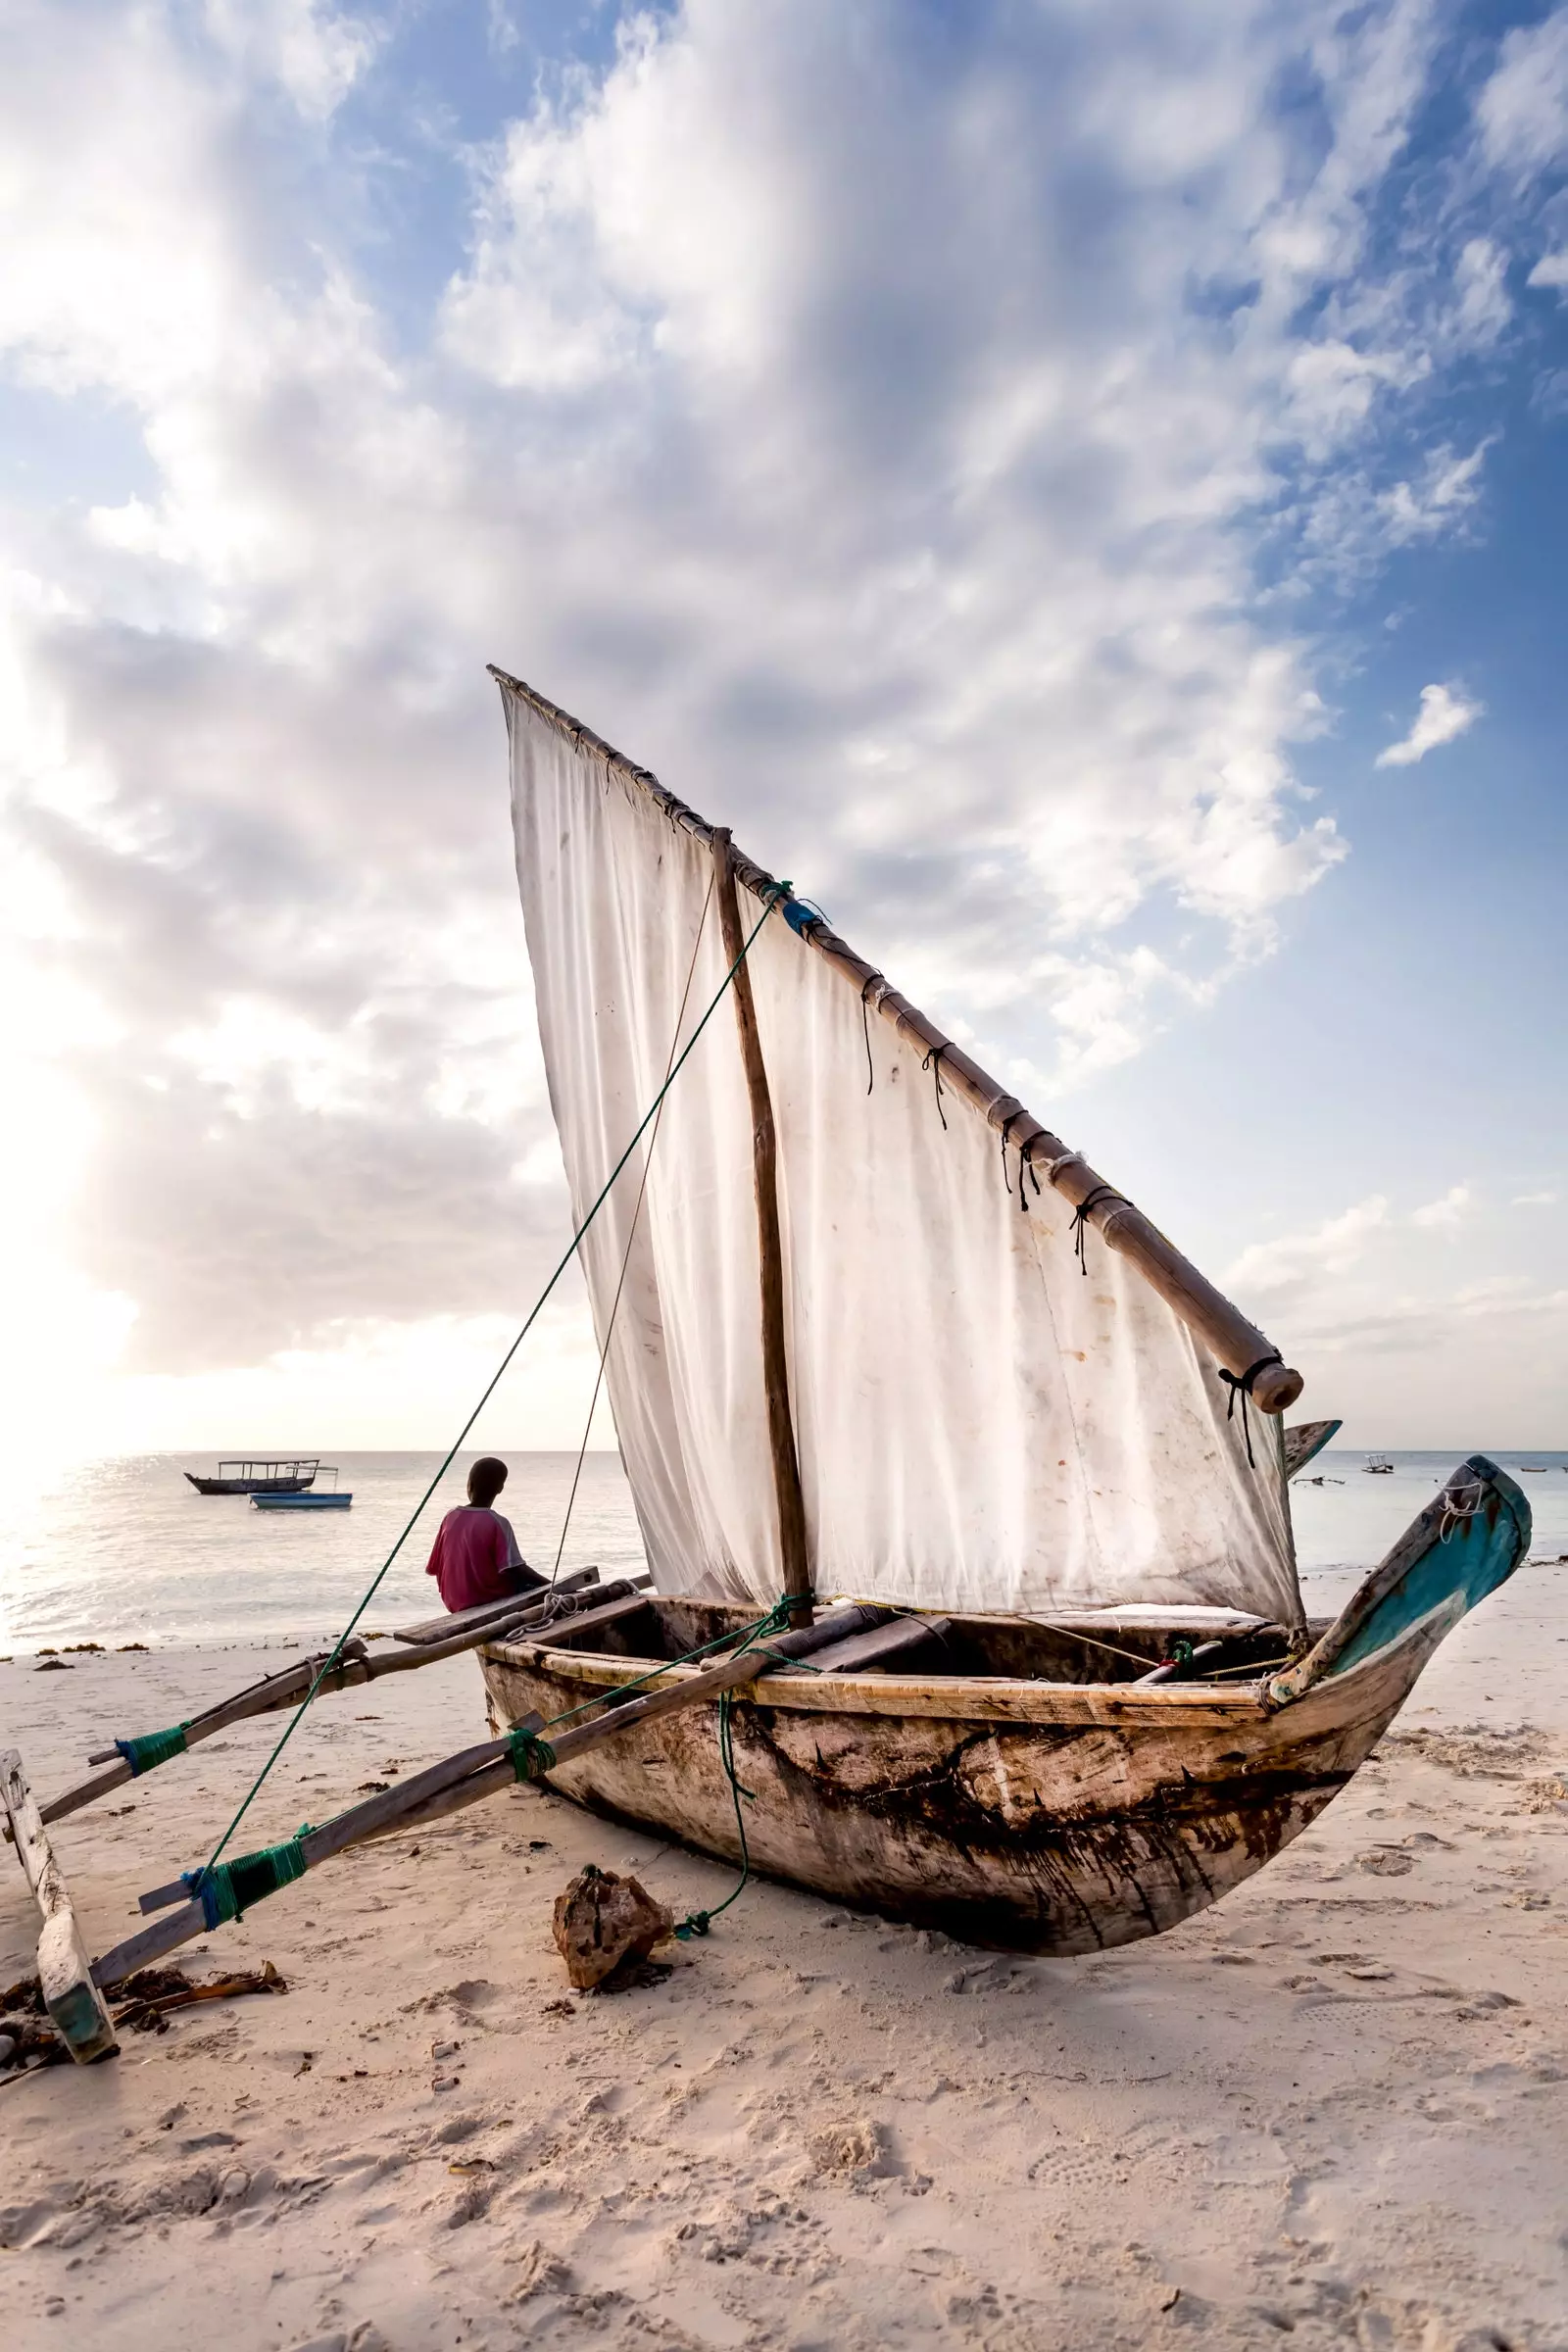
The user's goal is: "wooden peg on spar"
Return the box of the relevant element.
[1,1748,119,2063]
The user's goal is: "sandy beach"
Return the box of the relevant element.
[5,1569,1568,2352]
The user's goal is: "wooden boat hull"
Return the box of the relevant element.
[251,1492,352,1510]
[185,1474,315,1494]
[478,1457,1529,1955]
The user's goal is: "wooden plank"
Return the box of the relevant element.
[807,1615,954,1674]
[393,1564,601,1646]
[368,1587,648,1679]
[712,825,812,1629]
[491,666,1303,1417]
[1,1748,118,2061]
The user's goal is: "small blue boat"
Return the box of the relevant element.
[253,1468,350,1511]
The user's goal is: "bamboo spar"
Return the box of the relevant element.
[712,827,813,1628]
[490,668,1303,1416]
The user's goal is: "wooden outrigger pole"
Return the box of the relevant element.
[2,1749,119,2063]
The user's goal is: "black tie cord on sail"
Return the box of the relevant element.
[1218,1352,1284,1471]
[1071,1184,1125,1275]
[860,975,880,1094]
[921,1041,950,1130]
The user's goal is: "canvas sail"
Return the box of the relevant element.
[501,676,1301,1627]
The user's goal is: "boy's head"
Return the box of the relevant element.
[466,1456,509,1509]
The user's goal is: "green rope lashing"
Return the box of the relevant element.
[115,1723,191,1777]
[675,1690,756,1940]
[667,1595,803,1941]
[508,1727,559,1783]
[183,1832,311,1931]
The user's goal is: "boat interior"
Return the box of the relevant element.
[522,1593,1334,1690]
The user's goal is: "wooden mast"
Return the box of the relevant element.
[711,826,813,1628]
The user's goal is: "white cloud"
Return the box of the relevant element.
[1514,1190,1559,1207]
[0,0,1551,1413]
[1477,7,1568,183]
[1224,1196,1390,1299]
[1410,1182,1473,1232]
[1375,682,1484,767]
[1529,250,1568,293]
[1376,441,1492,546]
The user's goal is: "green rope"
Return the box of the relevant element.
[196,888,787,1882]
[116,1723,190,1776]
[184,1831,311,1930]
[538,1595,797,1736]
[506,1593,798,1934]
[508,1727,558,1782]
[675,1690,756,1939]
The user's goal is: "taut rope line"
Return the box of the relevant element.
[196,887,786,1886]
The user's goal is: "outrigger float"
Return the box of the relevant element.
[2,673,1532,2058]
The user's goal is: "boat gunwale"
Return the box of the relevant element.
[480,1634,1278,1727]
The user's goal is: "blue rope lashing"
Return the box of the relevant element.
[115,1723,191,1776]
[182,1831,312,1930]
[1218,1352,1283,1471]
[1070,1185,1123,1274]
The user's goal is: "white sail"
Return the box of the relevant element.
[503,678,1300,1627]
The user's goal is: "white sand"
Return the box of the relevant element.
[4,1577,1568,2352]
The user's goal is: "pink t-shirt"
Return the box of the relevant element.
[424,1505,529,1614]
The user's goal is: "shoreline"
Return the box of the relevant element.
[5,1572,1568,2348]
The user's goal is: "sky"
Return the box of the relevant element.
[1,0,1565,1463]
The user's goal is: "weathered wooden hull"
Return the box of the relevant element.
[478,1456,1531,1955]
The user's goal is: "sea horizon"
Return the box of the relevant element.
[3,1446,1563,1655]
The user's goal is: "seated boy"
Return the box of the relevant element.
[425,1456,547,1613]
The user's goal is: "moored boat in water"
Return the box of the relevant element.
[184,1457,319,1495]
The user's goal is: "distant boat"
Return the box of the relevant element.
[253,1467,349,1511]
[1521,1465,1549,1474]
[185,1457,319,1495]
[1363,1453,1395,1475]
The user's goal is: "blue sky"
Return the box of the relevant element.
[1,0,1565,1456]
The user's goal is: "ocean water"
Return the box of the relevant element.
[0,1451,649,1653]
[0,1447,1562,1653]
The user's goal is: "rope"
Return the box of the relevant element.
[183,1833,311,1930]
[1217,1352,1283,1471]
[1070,1185,1123,1275]
[197,888,787,1881]
[921,1043,950,1130]
[860,977,879,1095]
[508,1727,559,1781]
[547,872,716,1589]
[537,1596,796,1736]
[115,1723,190,1777]
[674,1690,755,1939]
